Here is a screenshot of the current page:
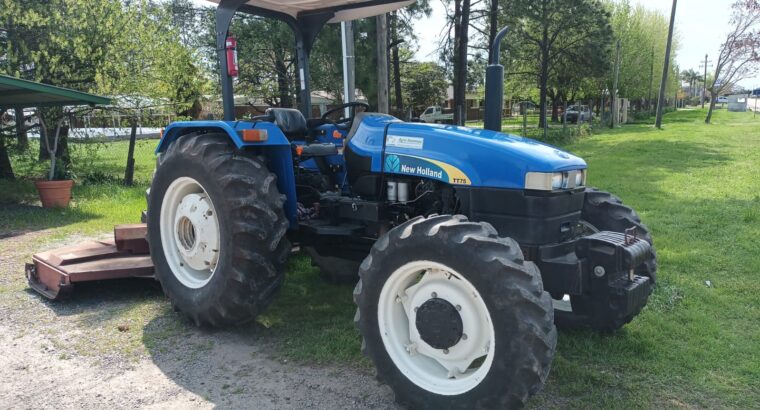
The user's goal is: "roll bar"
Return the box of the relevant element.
[215,0,413,121]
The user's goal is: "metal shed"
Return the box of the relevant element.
[727,94,748,112]
[0,74,111,109]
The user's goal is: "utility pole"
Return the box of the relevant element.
[655,0,677,129]
[341,21,356,118]
[376,14,389,114]
[611,40,621,128]
[699,54,713,108]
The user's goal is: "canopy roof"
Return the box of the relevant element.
[0,75,111,109]
[210,0,414,22]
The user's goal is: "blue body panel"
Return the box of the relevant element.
[347,115,587,189]
[295,123,351,193]
[156,116,587,229]
[156,120,291,152]
[156,120,298,227]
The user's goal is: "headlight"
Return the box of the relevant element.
[575,170,584,187]
[551,173,563,189]
[525,170,586,191]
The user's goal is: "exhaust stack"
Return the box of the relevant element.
[484,26,509,132]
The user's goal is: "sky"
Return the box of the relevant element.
[192,0,759,89]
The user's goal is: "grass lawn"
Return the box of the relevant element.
[1,108,758,408]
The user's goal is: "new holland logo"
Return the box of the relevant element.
[383,154,471,185]
[385,155,401,173]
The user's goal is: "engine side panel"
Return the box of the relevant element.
[455,186,585,245]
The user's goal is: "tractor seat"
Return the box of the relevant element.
[266,108,307,140]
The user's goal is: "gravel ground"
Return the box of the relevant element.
[0,230,398,409]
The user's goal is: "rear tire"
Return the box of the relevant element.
[304,247,360,283]
[554,188,656,331]
[148,133,290,327]
[354,215,556,409]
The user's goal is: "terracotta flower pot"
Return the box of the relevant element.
[34,179,74,208]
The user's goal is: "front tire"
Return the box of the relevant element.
[148,133,290,327]
[354,215,556,409]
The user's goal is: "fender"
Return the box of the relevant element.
[155,120,298,227]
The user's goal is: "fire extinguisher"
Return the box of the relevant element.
[225,36,239,77]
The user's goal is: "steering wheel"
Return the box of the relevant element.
[321,102,370,129]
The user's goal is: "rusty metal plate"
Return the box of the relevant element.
[114,223,150,254]
[26,239,155,300]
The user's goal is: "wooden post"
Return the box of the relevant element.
[124,116,137,186]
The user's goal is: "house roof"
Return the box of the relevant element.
[209,0,414,23]
[0,75,111,109]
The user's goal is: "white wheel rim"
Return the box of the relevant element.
[378,261,495,395]
[160,177,221,289]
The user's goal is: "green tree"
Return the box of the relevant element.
[402,61,449,112]
[390,1,432,113]
[0,0,205,176]
[504,0,613,127]
[705,0,760,124]
[231,16,297,108]
[605,0,680,108]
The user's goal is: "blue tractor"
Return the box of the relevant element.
[147,1,656,407]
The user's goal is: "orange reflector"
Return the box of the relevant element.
[295,145,304,156]
[241,129,268,142]
[332,130,343,139]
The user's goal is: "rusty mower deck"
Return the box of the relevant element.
[25,224,155,300]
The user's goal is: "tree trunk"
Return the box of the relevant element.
[391,44,403,114]
[376,14,390,113]
[551,98,559,123]
[453,0,471,125]
[538,27,550,129]
[0,136,13,180]
[38,125,70,165]
[0,109,14,180]
[124,119,138,186]
[275,55,292,108]
[487,0,499,64]
[705,95,717,124]
[39,125,49,160]
[391,12,404,114]
[15,107,28,149]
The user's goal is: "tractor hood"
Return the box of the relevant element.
[348,115,587,189]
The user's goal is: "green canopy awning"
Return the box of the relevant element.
[0,75,111,109]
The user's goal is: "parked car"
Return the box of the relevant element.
[419,106,454,123]
[717,96,729,103]
[563,105,593,123]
